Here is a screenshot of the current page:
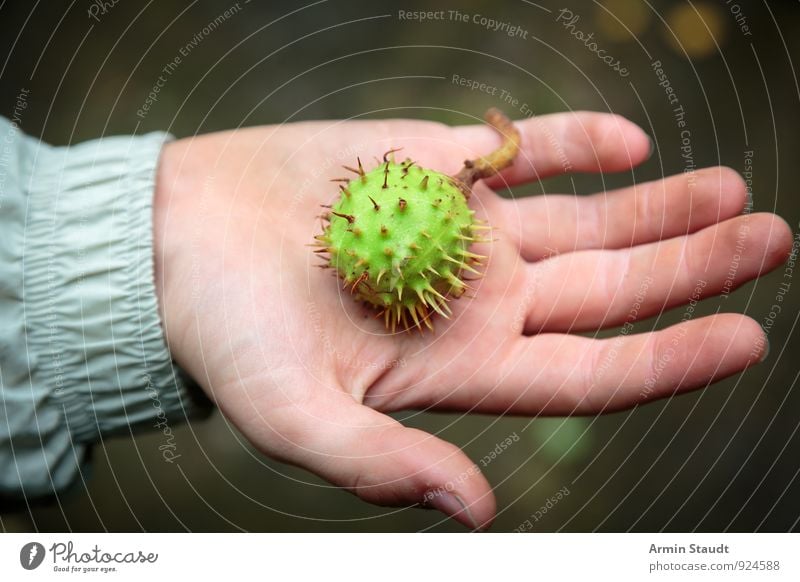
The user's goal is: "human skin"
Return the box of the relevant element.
[152,112,792,530]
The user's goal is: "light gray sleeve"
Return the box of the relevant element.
[0,118,211,500]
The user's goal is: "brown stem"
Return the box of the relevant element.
[452,107,521,196]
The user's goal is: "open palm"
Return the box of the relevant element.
[153,111,791,530]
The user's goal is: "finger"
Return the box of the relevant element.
[261,388,495,530]
[525,213,792,333]
[503,166,748,261]
[414,314,767,415]
[452,111,651,187]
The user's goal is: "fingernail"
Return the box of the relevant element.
[760,336,770,362]
[425,490,482,531]
[647,135,656,159]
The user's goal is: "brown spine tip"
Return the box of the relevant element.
[409,304,422,329]
[382,163,390,189]
[331,211,355,224]
[420,304,434,331]
[351,271,369,294]
[368,195,380,211]
[398,198,407,211]
[342,165,362,177]
[339,185,352,198]
[420,175,429,190]
[383,147,403,162]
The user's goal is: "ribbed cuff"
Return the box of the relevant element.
[25,130,211,445]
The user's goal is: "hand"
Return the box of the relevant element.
[153,112,791,530]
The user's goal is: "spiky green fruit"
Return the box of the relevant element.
[313,108,521,332]
[315,156,485,331]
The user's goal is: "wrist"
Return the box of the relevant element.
[153,139,193,360]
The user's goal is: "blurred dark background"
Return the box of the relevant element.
[1,0,799,532]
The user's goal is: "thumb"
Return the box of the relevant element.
[265,390,496,530]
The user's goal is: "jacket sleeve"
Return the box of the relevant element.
[0,117,212,500]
